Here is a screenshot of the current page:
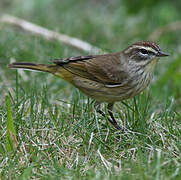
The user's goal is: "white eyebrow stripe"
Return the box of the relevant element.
[143,47,158,54]
[125,45,158,54]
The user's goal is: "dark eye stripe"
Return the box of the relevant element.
[140,49,148,54]
[140,48,156,55]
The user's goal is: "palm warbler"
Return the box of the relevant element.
[8,41,169,130]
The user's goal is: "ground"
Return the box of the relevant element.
[0,0,181,179]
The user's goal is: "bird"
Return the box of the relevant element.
[8,41,169,130]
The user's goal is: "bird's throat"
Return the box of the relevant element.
[144,58,158,73]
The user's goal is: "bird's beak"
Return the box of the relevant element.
[157,51,169,57]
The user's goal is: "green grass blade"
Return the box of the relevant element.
[158,55,181,85]
[18,166,33,180]
[6,95,17,152]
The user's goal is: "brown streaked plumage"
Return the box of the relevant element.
[8,41,169,130]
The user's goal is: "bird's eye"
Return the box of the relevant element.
[140,49,148,55]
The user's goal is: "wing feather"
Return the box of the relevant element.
[53,53,128,84]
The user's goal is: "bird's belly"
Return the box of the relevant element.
[73,73,153,103]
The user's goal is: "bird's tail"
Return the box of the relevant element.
[7,62,57,73]
[8,62,75,83]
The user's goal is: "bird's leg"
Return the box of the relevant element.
[94,101,109,127]
[94,101,106,118]
[107,103,122,130]
[94,101,122,130]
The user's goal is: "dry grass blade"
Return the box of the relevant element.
[149,20,181,41]
[0,14,105,54]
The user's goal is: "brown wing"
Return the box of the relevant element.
[53,55,95,64]
[53,55,98,81]
[53,53,128,84]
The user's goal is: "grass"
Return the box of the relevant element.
[0,0,181,179]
